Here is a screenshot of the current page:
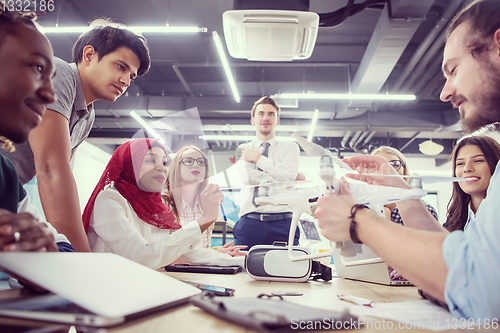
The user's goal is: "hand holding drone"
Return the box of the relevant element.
[255,134,467,263]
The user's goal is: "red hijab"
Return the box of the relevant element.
[82,138,180,232]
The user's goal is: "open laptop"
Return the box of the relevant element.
[0,253,201,327]
[333,241,412,286]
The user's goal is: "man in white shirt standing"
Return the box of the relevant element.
[233,96,304,250]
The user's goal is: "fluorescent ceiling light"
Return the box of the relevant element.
[130,111,166,145]
[38,26,207,34]
[201,135,295,141]
[275,93,416,101]
[212,31,240,103]
[307,109,319,142]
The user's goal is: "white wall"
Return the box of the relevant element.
[72,141,112,212]
[22,141,112,220]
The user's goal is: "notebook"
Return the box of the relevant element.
[0,253,201,327]
[333,242,412,286]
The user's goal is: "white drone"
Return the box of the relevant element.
[254,134,467,262]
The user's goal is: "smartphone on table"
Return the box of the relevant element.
[182,281,235,296]
[165,264,242,274]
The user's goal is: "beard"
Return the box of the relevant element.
[461,59,500,133]
[259,128,271,136]
[258,124,273,136]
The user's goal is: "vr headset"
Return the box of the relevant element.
[245,243,332,282]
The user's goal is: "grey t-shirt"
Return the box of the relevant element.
[0,57,95,184]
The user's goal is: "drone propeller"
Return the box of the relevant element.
[290,133,325,157]
[409,175,468,184]
[220,180,315,191]
[358,173,468,184]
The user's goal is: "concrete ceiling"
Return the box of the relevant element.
[36,0,470,158]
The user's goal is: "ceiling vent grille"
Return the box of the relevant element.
[223,10,319,61]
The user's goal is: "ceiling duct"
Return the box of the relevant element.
[223,10,319,61]
[233,0,310,11]
[223,1,318,61]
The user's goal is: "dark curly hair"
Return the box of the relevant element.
[0,1,37,47]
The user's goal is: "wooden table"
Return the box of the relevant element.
[0,269,493,332]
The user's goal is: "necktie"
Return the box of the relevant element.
[253,142,271,207]
[258,142,270,169]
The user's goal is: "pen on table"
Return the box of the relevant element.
[220,204,227,222]
[337,294,374,307]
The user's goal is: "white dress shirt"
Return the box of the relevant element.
[463,204,476,230]
[88,186,243,269]
[235,137,300,217]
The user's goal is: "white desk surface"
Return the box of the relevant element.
[0,268,493,332]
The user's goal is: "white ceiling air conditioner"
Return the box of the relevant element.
[222,10,319,61]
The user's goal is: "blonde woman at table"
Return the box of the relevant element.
[162,145,246,257]
[83,138,244,269]
[371,146,439,225]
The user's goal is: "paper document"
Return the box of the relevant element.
[349,300,466,331]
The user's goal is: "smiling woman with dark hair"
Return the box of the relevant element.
[444,135,500,231]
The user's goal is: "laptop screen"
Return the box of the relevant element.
[299,220,322,241]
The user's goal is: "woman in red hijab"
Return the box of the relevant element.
[83,138,242,269]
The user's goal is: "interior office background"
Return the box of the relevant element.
[21,0,476,239]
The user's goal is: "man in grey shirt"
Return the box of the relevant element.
[0,21,151,251]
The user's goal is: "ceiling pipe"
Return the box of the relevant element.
[172,62,354,69]
[398,28,448,93]
[352,131,368,152]
[172,62,354,110]
[389,28,449,110]
[345,0,435,114]
[362,131,376,145]
[354,131,376,151]
[397,2,468,100]
[172,64,195,97]
[349,131,362,151]
[412,56,444,95]
[391,0,465,92]
[341,131,352,149]
[399,132,421,152]
[417,69,446,101]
